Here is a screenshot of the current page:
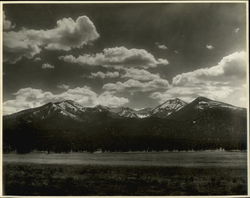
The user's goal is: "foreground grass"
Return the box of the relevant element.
[3,163,247,195]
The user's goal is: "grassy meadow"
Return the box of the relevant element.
[3,162,247,195]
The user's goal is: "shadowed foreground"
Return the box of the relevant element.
[3,163,247,195]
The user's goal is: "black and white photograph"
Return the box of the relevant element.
[1,1,249,196]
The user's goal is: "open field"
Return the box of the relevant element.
[3,151,247,195]
[3,151,246,167]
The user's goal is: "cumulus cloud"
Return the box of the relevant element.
[152,51,247,107]
[155,42,168,50]
[150,83,234,104]
[59,47,169,69]
[151,83,247,107]
[103,78,170,93]
[3,11,15,31]
[3,86,129,115]
[42,63,55,69]
[3,31,42,64]
[3,15,99,63]
[172,51,246,86]
[122,68,160,81]
[90,71,119,79]
[57,84,70,90]
[97,91,129,108]
[206,44,214,50]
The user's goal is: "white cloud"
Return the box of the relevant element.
[155,42,168,50]
[3,86,129,115]
[172,51,246,86]
[151,83,247,108]
[57,84,70,90]
[150,83,234,104]
[206,44,214,50]
[59,46,169,69]
[3,15,99,63]
[42,63,55,69]
[97,91,129,108]
[3,11,15,31]
[34,57,42,62]
[3,31,42,64]
[152,51,247,107]
[43,16,99,50]
[90,71,119,79]
[122,68,160,81]
[103,78,170,93]
[234,27,240,33]
[174,50,179,54]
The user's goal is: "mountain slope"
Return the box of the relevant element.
[4,101,82,124]
[3,101,117,131]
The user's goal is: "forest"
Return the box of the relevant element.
[3,110,247,153]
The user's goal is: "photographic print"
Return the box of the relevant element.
[2,1,248,196]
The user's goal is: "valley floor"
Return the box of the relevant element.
[3,151,247,196]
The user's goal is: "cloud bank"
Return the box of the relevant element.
[151,51,247,107]
[172,51,246,86]
[3,86,129,115]
[59,47,169,69]
[103,78,170,93]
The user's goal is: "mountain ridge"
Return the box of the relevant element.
[3,96,247,153]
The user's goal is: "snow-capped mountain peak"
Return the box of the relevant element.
[117,107,138,118]
[55,100,87,114]
[151,98,187,117]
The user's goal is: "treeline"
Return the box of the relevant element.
[3,115,247,153]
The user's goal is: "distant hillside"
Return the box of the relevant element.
[3,97,247,153]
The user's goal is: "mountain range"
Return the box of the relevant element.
[3,97,247,153]
[4,97,188,121]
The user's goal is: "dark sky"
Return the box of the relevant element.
[3,3,247,114]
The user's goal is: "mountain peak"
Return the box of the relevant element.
[194,96,211,102]
[156,98,187,108]
[168,97,182,101]
[189,96,242,111]
[151,98,187,117]
[55,99,78,105]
